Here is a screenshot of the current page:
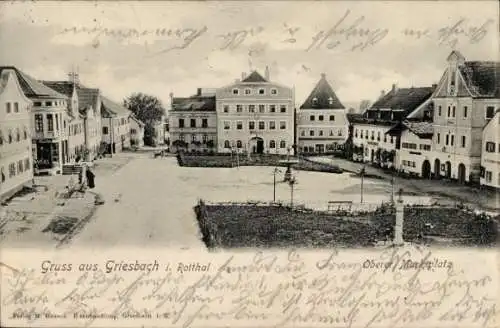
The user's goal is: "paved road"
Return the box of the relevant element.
[68,154,206,250]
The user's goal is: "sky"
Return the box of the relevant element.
[1,1,498,111]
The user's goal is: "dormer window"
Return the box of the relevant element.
[245,89,251,95]
[312,97,318,105]
[259,88,265,95]
[232,88,239,95]
[271,89,277,95]
[328,97,333,105]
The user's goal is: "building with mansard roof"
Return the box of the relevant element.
[0,68,34,200]
[215,68,294,155]
[427,50,500,184]
[297,73,348,154]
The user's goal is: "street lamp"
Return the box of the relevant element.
[272,167,282,202]
[360,165,366,203]
[288,175,297,208]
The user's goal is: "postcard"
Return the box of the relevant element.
[0,1,498,327]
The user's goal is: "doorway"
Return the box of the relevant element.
[256,139,264,154]
[458,163,466,184]
[434,159,441,179]
[422,160,431,179]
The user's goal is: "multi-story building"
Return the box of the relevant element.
[215,69,295,155]
[351,84,434,168]
[0,68,34,200]
[43,80,102,162]
[101,96,131,154]
[130,114,145,147]
[429,50,500,183]
[1,67,69,175]
[480,109,500,189]
[169,89,217,153]
[297,73,348,154]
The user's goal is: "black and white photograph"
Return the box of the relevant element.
[0,1,498,327]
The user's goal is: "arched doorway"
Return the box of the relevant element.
[434,159,441,179]
[458,163,466,184]
[422,160,431,179]
[445,161,452,179]
[249,137,264,154]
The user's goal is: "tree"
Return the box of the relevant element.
[124,93,165,125]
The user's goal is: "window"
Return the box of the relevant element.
[328,97,334,105]
[24,158,30,171]
[102,126,108,134]
[259,89,265,95]
[438,106,442,116]
[330,130,334,136]
[377,132,381,141]
[319,130,323,136]
[192,134,197,142]
[310,130,314,136]
[232,89,239,95]
[259,104,265,113]
[450,135,454,146]
[178,118,185,128]
[249,121,255,130]
[452,106,456,118]
[237,121,243,130]
[236,140,242,148]
[360,130,363,138]
[461,136,466,147]
[269,140,276,148]
[202,119,208,128]
[224,121,230,130]
[15,128,20,142]
[463,106,468,118]
[338,130,342,136]
[486,106,495,119]
[485,171,492,183]
[245,89,251,95]
[236,105,242,112]
[390,136,394,144]
[437,133,440,144]
[301,130,305,136]
[224,105,230,113]
[280,105,286,113]
[269,121,276,130]
[34,114,42,133]
[280,140,286,148]
[9,163,15,177]
[318,115,324,121]
[0,130,3,145]
[6,103,11,113]
[8,130,12,143]
[224,140,230,148]
[354,129,358,138]
[179,134,185,141]
[248,105,255,113]
[202,134,208,143]
[445,134,449,146]
[419,144,431,151]
[131,128,137,134]
[0,167,4,182]
[447,106,451,117]
[485,142,496,152]
[383,135,387,143]
[269,105,276,113]
[280,121,286,129]
[17,160,23,173]
[14,103,19,113]
[46,101,52,106]
[34,102,42,107]
[190,119,196,128]
[329,115,335,121]
[371,131,375,140]
[259,121,265,130]
[271,89,277,95]
[310,115,315,121]
[312,97,318,105]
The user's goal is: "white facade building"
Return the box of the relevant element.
[480,110,500,189]
[215,69,295,155]
[297,74,348,154]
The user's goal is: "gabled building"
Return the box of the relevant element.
[0,66,68,175]
[215,68,295,155]
[129,114,145,148]
[42,80,102,162]
[101,96,132,154]
[429,50,500,183]
[169,88,217,153]
[0,68,34,201]
[351,84,435,167]
[297,73,348,154]
[480,109,500,189]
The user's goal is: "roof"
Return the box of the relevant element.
[42,81,74,98]
[101,95,131,117]
[371,86,434,112]
[300,74,345,110]
[171,95,216,112]
[459,61,500,98]
[241,71,268,83]
[346,113,363,123]
[77,88,100,110]
[386,120,433,138]
[0,66,66,99]
[130,115,145,127]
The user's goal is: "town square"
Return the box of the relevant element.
[0,1,499,251]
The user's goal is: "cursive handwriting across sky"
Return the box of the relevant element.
[56,10,495,56]
[1,247,497,328]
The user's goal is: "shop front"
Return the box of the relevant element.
[33,138,67,175]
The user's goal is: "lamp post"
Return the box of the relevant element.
[360,165,366,203]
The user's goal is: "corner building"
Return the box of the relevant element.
[215,69,295,155]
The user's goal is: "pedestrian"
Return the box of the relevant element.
[86,168,95,189]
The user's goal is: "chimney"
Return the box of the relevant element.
[197,88,202,96]
[169,92,174,109]
[265,66,270,80]
[242,72,247,80]
[392,83,398,92]
[380,90,386,99]
[321,73,326,79]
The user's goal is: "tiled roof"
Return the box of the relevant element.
[300,74,344,110]
[241,71,268,83]
[77,88,100,110]
[371,86,434,112]
[0,66,66,99]
[171,95,216,112]
[42,81,74,97]
[405,121,433,136]
[460,61,500,98]
[101,95,131,116]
